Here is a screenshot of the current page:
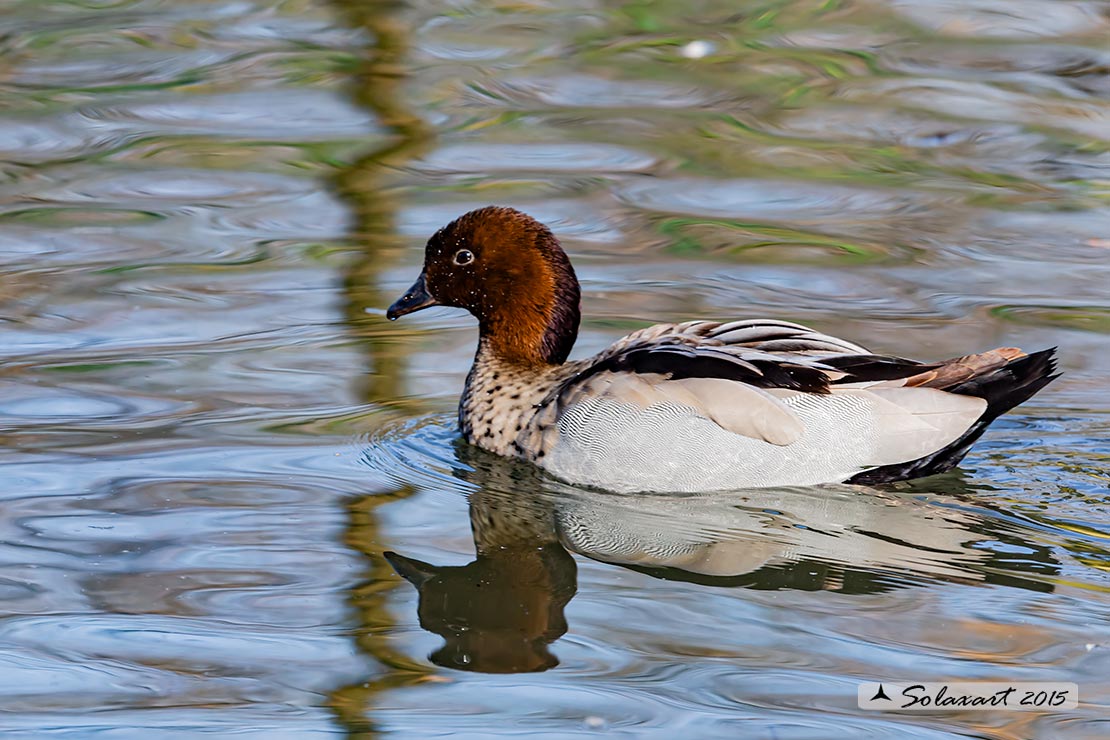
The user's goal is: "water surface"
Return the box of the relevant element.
[1,0,1109,737]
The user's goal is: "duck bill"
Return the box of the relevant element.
[387,272,439,320]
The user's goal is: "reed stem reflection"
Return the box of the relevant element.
[324,0,437,735]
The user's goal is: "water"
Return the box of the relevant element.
[1,0,1108,737]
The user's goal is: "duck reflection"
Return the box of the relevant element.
[385,449,576,673]
[384,545,575,673]
[388,445,1058,673]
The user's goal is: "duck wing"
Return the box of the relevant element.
[571,319,1040,396]
[567,319,944,397]
[525,320,1052,490]
[533,319,967,451]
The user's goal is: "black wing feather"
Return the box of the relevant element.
[553,322,943,407]
[583,344,833,393]
[822,354,939,382]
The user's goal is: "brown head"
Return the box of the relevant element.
[387,207,581,366]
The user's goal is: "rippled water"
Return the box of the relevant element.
[2,0,1109,737]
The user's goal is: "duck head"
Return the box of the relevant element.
[387,206,581,366]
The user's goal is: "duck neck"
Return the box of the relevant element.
[477,270,580,368]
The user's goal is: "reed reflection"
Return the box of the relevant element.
[324,0,437,734]
[332,0,434,406]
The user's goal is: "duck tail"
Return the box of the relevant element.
[850,347,1059,485]
[944,347,1059,423]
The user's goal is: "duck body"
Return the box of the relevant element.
[388,207,1058,493]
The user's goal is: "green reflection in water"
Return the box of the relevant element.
[323,0,437,735]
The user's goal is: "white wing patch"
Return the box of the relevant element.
[600,374,804,446]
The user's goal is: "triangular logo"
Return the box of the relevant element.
[870,684,892,701]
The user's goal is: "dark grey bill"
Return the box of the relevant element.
[387,272,439,320]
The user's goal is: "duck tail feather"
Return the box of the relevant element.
[945,347,1059,423]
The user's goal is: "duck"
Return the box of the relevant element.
[387,206,1058,493]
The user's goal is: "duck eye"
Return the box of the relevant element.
[453,249,475,266]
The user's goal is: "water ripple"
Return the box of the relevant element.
[619,177,938,222]
[27,168,314,207]
[0,614,369,690]
[76,90,380,140]
[471,73,717,110]
[415,142,658,175]
[2,0,1108,736]
[887,0,1109,40]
